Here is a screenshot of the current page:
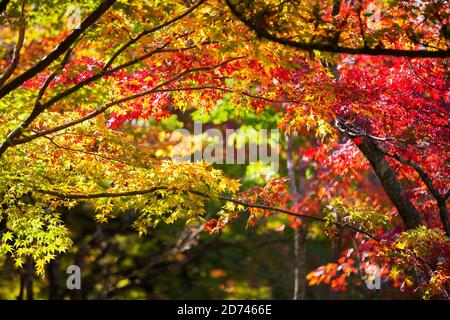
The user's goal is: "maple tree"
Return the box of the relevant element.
[219,0,449,299]
[0,0,449,299]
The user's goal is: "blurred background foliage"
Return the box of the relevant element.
[0,106,404,300]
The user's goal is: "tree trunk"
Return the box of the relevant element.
[285,132,308,300]
[437,199,449,237]
[293,226,307,300]
[18,258,34,300]
[357,137,422,229]
[47,258,60,300]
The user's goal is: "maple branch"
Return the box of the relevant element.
[147,86,300,104]
[380,149,441,200]
[378,146,450,237]
[336,118,449,236]
[40,186,168,200]
[214,195,379,241]
[10,107,108,146]
[0,39,214,155]
[38,36,211,112]
[9,57,244,146]
[335,119,423,230]
[335,118,397,141]
[0,49,74,157]
[41,41,173,111]
[0,0,116,99]
[408,60,449,92]
[103,0,205,70]
[43,135,135,168]
[35,47,74,107]
[0,1,118,155]
[225,0,449,58]
[0,1,25,88]
[37,187,380,241]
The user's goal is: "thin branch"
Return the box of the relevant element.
[39,38,215,111]
[2,40,214,155]
[35,47,74,107]
[41,40,173,110]
[214,194,380,241]
[11,106,109,146]
[379,147,441,201]
[0,49,74,157]
[43,135,134,167]
[378,146,449,236]
[37,187,380,241]
[0,40,177,157]
[40,186,168,200]
[0,0,116,99]
[0,1,26,87]
[139,85,300,103]
[408,60,449,92]
[103,0,205,70]
[335,118,397,141]
[10,57,244,146]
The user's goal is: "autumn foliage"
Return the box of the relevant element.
[0,0,448,299]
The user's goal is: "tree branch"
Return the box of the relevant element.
[214,194,379,241]
[1,40,216,154]
[40,186,167,200]
[0,49,74,157]
[378,145,449,237]
[0,1,26,88]
[37,36,211,112]
[0,0,116,99]
[103,0,205,70]
[40,40,173,111]
[408,60,449,92]
[43,135,135,167]
[335,117,398,141]
[37,187,380,241]
[336,119,423,229]
[225,0,449,58]
[380,148,441,201]
[35,47,74,107]
[9,58,244,147]
[126,85,299,103]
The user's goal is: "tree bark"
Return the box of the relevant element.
[437,199,449,237]
[293,226,307,300]
[357,137,422,229]
[285,133,308,300]
[47,258,60,300]
[17,258,34,300]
